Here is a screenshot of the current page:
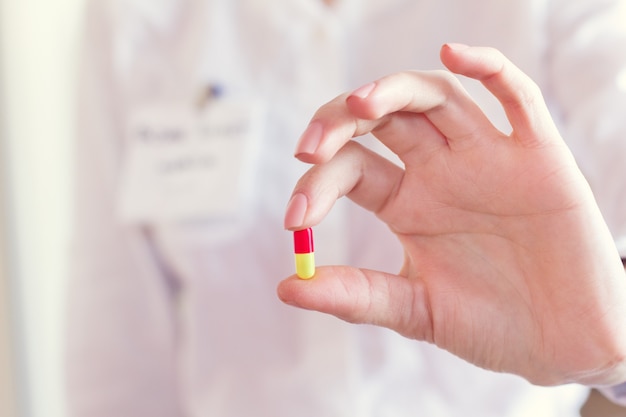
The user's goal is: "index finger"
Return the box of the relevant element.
[294,69,497,165]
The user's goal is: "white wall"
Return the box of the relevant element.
[1,118,19,416]
[0,0,85,416]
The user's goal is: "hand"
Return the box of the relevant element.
[278,44,626,386]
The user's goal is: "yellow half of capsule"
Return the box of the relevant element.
[295,253,315,279]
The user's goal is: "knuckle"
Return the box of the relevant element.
[429,69,465,108]
[507,75,543,110]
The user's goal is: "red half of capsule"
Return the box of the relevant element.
[293,228,314,254]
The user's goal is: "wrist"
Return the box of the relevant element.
[589,258,626,386]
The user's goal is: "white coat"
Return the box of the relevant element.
[66,0,626,416]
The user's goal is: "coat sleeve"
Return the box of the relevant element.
[64,1,183,416]
[597,383,626,407]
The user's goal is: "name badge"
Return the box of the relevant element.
[118,98,264,223]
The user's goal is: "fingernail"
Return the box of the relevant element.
[284,193,308,229]
[295,122,323,156]
[445,42,470,51]
[349,82,376,99]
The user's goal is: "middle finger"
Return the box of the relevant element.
[295,70,499,165]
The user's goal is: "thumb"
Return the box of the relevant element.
[277,266,432,340]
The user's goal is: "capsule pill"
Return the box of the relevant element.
[293,228,315,279]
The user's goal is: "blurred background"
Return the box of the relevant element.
[0,1,625,416]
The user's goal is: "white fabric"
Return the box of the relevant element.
[66,0,626,416]
[598,383,626,407]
